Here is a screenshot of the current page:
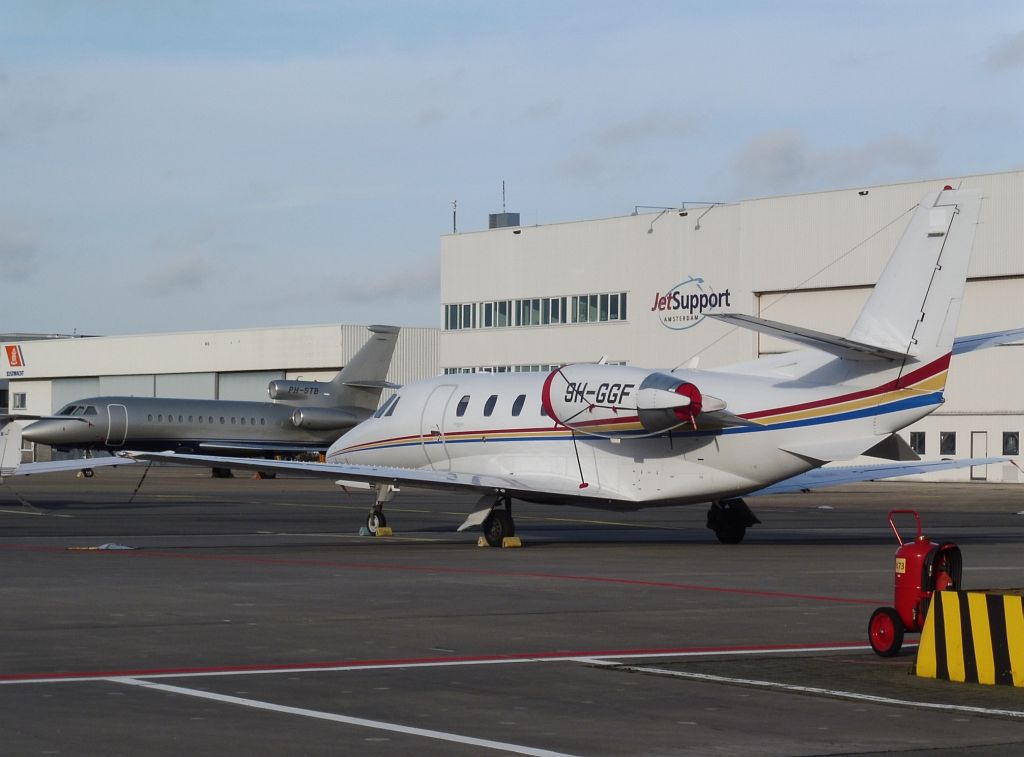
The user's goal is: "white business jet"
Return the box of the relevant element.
[10,188,1008,544]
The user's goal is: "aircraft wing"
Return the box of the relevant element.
[8,456,138,477]
[752,456,1010,495]
[122,451,538,495]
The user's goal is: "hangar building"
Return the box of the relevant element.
[3,324,438,462]
[439,169,1024,483]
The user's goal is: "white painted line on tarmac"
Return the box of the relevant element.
[0,644,878,685]
[112,677,578,756]
[620,665,1024,719]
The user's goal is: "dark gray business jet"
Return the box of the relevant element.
[22,325,400,458]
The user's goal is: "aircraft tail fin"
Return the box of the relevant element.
[0,421,23,478]
[846,188,982,376]
[327,325,400,411]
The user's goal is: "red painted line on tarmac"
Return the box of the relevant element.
[0,543,882,605]
[0,641,867,683]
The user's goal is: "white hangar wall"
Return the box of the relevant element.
[439,170,1024,483]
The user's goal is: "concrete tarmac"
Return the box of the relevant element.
[1,467,1023,756]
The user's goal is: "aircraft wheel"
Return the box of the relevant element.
[868,607,905,657]
[367,511,387,534]
[82,468,95,478]
[482,509,514,547]
[714,524,745,544]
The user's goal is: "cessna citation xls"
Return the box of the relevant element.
[3,189,1010,544]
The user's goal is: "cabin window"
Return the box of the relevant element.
[178,415,183,423]
[158,414,163,422]
[188,416,193,423]
[483,395,497,416]
[167,416,173,424]
[540,404,548,417]
[939,431,956,455]
[209,416,214,424]
[148,414,153,422]
[240,417,246,425]
[456,395,470,417]
[231,417,236,424]
[260,418,266,425]
[385,397,400,417]
[219,416,225,424]
[909,432,925,455]
[1003,431,1019,456]
[511,394,526,416]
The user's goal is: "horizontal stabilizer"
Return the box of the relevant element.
[952,327,1024,355]
[709,313,912,361]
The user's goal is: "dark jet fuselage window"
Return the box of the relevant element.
[483,395,497,416]
[456,395,470,417]
[385,397,400,417]
[511,394,526,416]
[84,406,98,416]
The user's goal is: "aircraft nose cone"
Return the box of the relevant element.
[22,419,100,445]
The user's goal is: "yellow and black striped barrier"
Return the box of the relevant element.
[915,589,1024,686]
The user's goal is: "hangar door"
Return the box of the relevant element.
[51,378,101,411]
[217,371,284,401]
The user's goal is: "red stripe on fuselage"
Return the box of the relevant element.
[742,353,949,421]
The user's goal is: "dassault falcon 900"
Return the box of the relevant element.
[20,326,399,461]
[104,190,1008,543]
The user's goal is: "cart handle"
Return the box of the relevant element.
[887,509,922,546]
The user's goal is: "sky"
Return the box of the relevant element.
[2,1,1023,336]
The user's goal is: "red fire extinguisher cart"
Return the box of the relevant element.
[868,509,962,657]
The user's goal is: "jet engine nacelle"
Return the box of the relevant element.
[268,380,328,402]
[541,363,719,437]
[290,407,358,431]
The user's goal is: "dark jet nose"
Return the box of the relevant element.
[22,418,103,446]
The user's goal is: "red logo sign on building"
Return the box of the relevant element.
[5,345,25,368]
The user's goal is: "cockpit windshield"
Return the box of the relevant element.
[373,395,400,419]
[57,405,95,416]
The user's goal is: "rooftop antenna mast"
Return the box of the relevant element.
[502,180,506,213]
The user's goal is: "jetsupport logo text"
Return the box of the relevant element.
[651,277,731,330]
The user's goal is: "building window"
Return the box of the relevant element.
[909,432,925,455]
[1003,431,1020,456]
[939,432,956,455]
[456,395,470,417]
[443,292,625,330]
[12,393,26,410]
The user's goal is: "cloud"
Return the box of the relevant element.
[0,236,36,282]
[140,252,209,296]
[731,129,939,196]
[275,255,439,307]
[986,30,1024,71]
[556,111,699,182]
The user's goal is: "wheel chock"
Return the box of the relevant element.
[476,536,523,548]
[374,527,393,537]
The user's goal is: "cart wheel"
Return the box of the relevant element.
[868,607,905,657]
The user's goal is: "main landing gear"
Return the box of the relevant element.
[481,497,515,547]
[706,498,760,544]
[456,493,516,547]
